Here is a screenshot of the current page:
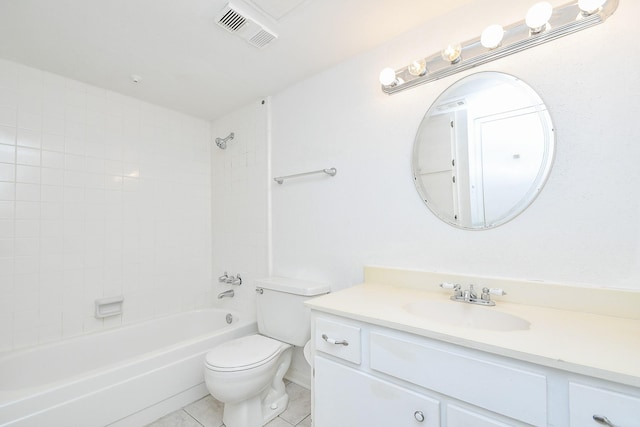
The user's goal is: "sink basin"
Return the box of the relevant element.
[403,299,530,331]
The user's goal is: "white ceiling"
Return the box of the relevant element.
[0,0,472,120]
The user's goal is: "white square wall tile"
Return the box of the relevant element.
[15,201,40,220]
[41,133,64,152]
[40,185,63,203]
[16,165,40,184]
[42,115,65,136]
[0,238,13,257]
[40,202,63,221]
[0,163,15,182]
[41,150,64,169]
[41,168,64,186]
[16,147,40,166]
[15,183,40,201]
[14,219,40,238]
[0,144,15,163]
[16,128,41,149]
[17,111,42,132]
[0,202,14,219]
[0,182,15,201]
[0,125,16,146]
[15,237,39,257]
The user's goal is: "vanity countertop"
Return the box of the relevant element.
[306,282,640,388]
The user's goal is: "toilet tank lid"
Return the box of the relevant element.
[255,277,330,296]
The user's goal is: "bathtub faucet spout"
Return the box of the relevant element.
[218,289,234,299]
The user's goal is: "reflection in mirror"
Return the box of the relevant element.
[413,72,555,230]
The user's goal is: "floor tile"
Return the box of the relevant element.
[184,395,224,427]
[145,410,202,427]
[297,415,312,427]
[147,383,311,427]
[265,417,294,427]
[278,382,311,425]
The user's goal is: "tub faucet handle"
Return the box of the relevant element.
[218,271,229,283]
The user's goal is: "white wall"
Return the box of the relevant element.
[210,99,270,318]
[0,59,212,352]
[270,0,640,290]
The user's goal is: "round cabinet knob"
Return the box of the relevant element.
[414,410,425,422]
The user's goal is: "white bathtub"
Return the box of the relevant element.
[0,309,257,427]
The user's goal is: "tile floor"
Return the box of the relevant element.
[146,382,311,427]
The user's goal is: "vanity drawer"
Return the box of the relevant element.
[315,317,361,364]
[370,332,547,426]
[569,382,640,427]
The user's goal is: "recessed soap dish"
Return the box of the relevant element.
[95,296,124,319]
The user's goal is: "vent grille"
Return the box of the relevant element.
[215,3,278,48]
[250,30,277,48]
[218,9,247,32]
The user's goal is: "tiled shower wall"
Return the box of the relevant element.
[211,100,269,318]
[0,59,212,353]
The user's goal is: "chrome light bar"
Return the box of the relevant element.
[380,0,619,94]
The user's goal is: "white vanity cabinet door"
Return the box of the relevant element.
[314,356,440,427]
[569,382,640,427]
[446,405,514,427]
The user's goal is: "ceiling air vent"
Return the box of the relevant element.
[215,3,278,48]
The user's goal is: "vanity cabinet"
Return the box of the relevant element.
[311,312,640,427]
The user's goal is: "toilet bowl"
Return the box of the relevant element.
[205,335,292,426]
[204,277,330,427]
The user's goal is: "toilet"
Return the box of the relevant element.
[204,277,330,427]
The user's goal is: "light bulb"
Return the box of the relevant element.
[526,2,553,34]
[408,59,427,76]
[480,24,505,49]
[379,67,398,87]
[578,0,606,14]
[441,44,462,64]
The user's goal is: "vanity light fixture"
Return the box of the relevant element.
[441,44,462,63]
[480,24,505,49]
[408,59,428,76]
[526,2,553,34]
[379,67,402,87]
[578,0,607,14]
[379,0,618,94]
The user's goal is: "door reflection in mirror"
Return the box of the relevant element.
[413,72,555,229]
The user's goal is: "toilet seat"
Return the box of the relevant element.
[205,335,289,372]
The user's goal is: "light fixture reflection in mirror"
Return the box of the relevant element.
[412,72,555,230]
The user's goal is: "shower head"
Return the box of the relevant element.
[215,132,235,149]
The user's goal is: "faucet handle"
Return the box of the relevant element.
[218,271,229,282]
[487,288,506,296]
[440,282,459,290]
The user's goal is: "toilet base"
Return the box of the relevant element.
[221,390,289,427]
[261,392,289,425]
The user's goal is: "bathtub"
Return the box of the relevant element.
[0,309,257,427]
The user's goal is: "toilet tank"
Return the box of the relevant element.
[256,277,330,346]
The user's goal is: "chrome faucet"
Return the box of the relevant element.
[440,282,505,306]
[218,271,242,285]
[218,289,234,299]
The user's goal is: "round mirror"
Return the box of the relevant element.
[413,72,555,229]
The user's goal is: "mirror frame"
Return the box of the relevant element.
[412,72,555,230]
